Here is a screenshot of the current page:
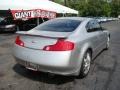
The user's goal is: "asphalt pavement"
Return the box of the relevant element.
[0,20,120,90]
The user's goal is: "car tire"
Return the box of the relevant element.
[105,36,110,50]
[79,50,92,78]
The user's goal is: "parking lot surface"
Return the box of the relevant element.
[0,21,120,90]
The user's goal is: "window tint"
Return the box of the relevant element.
[34,19,81,32]
[86,21,94,30]
[93,20,101,31]
[86,20,101,32]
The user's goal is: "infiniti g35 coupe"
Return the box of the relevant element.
[13,17,110,77]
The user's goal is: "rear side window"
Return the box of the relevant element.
[93,20,101,30]
[86,20,101,32]
[34,19,81,32]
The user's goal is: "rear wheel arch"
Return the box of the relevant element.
[78,48,92,78]
[78,43,93,62]
[80,45,93,59]
[87,48,93,58]
[77,45,93,74]
[108,34,110,38]
[81,47,93,63]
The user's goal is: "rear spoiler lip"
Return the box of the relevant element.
[16,31,67,39]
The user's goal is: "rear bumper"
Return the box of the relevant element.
[13,44,79,75]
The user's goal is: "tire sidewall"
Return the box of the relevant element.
[79,50,92,78]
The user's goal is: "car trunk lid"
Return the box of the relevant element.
[16,31,72,50]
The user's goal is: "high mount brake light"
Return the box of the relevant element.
[15,36,24,47]
[43,39,74,51]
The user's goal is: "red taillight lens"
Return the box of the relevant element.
[43,39,74,51]
[15,36,24,47]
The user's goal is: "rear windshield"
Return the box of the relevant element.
[34,19,81,32]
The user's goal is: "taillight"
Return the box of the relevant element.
[43,39,74,51]
[15,36,24,47]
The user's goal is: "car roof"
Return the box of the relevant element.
[56,17,92,21]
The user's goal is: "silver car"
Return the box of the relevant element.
[13,17,110,77]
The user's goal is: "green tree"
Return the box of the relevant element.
[101,3,111,17]
[110,0,120,17]
[54,0,120,17]
[54,0,64,5]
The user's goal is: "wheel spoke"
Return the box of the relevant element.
[83,53,91,74]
